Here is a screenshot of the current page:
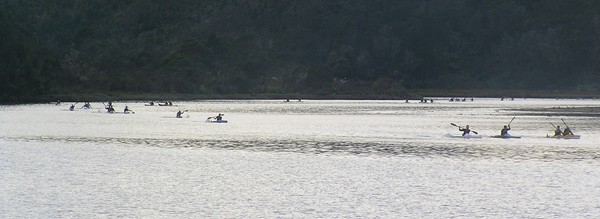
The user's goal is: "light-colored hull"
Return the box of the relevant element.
[547,134,581,139]
[491,135,521,139]
[445,134,482,139]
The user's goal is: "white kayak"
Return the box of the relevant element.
[445,134,482,139]
[206,119,228,123]
[491,135,521,139]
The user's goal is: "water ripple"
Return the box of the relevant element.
[3,136,599,162]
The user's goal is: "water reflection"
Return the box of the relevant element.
[4,135,599,161]
[2,99,600,162]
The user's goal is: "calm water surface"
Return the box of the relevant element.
[1,99,600,218]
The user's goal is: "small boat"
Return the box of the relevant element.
[546,134,581,139]
[158,102,175,106]
[445,134,482,139]
[491,135,521,139]
[206,120,228,123]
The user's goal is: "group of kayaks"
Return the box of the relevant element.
[66,101,228,123]
[446,134,581,139]
[145,101,176,106]
[447,134,581,139]
[447,117,581,140]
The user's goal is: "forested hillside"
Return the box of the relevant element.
[2,0,600,102]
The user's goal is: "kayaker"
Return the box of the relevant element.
[563,127,574,136]
[82,102,91,109]
[215,113,223,121]
[459,125,471,136]
[176,110,184,118]
[554,125,563,136]
[500,125,511,136]
[69,104,75,111]
[105,102,115,113]
[124,106,131,114]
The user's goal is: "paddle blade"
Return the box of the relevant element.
[508,117,516,126]
[450,123,458,127]
[472,130,478,134]
[561,118,569,127]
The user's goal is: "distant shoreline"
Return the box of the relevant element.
[3,89,600,104]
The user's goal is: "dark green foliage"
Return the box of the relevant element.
[2,0,600,102]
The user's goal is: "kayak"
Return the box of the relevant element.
[547,134,581,139]
[491,135,521,139]
[445,134,482,139]
[206,120,228,123]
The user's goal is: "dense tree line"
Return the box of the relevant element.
[2,0,600,102]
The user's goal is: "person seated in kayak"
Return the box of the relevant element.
[148,101,154,106]
[554,125,563,136]
[176,110,184,118]
[215,113,223,121]
[69,104,75,111]
[500,125,511,136]
[82,102,91,109]
[459,125,471,136]
[563,127,574,136]
[124,106,131,113]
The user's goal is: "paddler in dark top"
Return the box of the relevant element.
[124,106,132,114]
[215,113,223,121]
[176,110,184,118]
[563,126,574,136]
[500,125,511,136]
[554,125,563,136]
[69,104,75,111]
[459,125,471,136]
[105,101,115,113]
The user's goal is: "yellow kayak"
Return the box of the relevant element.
[546,134,581,139]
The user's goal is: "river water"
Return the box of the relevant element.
[1,99,600,218]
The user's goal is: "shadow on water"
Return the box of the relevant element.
[4,136,600,162]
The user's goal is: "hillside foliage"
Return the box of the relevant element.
[2,0,600,102]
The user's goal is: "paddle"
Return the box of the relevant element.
[560,119,569,129]
[450,123,478,134]
[561,118,574,135]
[508,117,516,126]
